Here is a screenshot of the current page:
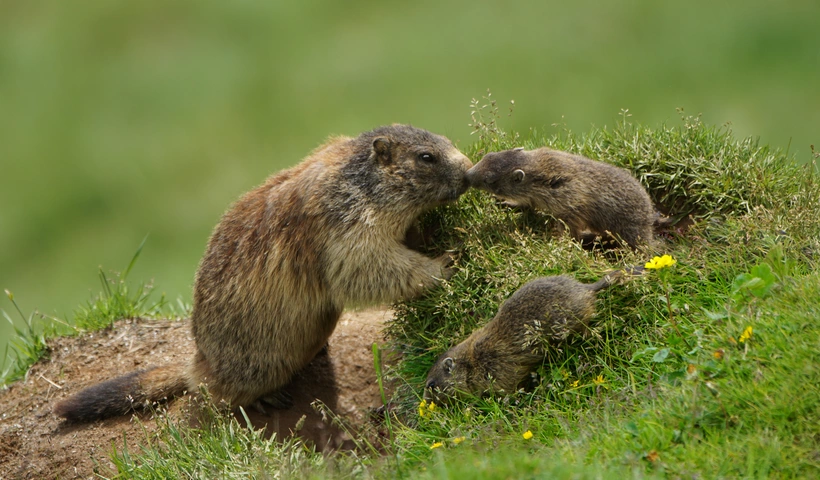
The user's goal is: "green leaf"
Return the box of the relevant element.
[630,347,658,362]
[748,263,776,298]
[652,348,670,363]
[702,309,728,321]
[731,263,778,304]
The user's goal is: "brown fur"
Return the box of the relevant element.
[467,147,656,248]
[423,268,641,405]
[54,125,472,422]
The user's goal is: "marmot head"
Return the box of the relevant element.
[345,125,473,212]
[466,147,568,209]
[423,342,476,406]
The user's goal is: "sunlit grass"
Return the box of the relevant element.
[1,289,50,385]
[110,390,329,479]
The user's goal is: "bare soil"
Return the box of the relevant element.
[0,308,394,479]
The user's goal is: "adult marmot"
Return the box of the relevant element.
[55,125,473,422]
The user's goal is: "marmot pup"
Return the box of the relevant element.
[424,268,641,405]
[467,147,656,248]
[55,124,473,422]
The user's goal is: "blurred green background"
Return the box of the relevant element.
[1,1,818,356]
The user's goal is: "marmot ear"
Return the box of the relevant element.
[443,357,455,373]
[372,137,392,164]
[512,169,526,183]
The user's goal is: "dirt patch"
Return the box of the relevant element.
[0,308,394,479]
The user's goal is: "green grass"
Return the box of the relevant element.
[1,290,50,385]
[71,236,171,332]
[5,115,820,478]
[0,238,184,386]
[109,392,330,479]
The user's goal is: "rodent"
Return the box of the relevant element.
[466,147,656,249]
[423,267,641,405]
[54,124,473,422]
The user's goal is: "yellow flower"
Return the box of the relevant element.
[593,374,605,385]
[430,442,444,450]
[570,380,580,388]
[522,430,534,440]
[739,326,753,343]
[419,400,438,417]
[713,349,725,360]
[452,436,466,444]
[645,254,677,270]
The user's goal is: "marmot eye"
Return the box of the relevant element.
[418,152,436,163]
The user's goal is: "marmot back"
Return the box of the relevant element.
[424,267,642,405]
[54,124,473,422]
[467,147,656,249]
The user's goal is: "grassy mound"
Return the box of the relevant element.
[383,113,820,478]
